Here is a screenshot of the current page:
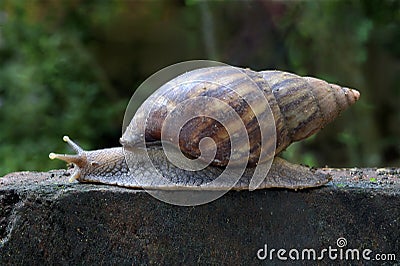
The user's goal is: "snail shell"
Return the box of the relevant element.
[121,66,360,167]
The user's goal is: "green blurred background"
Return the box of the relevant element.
[0,0,399,176]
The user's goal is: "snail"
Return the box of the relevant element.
[49,65,360,191]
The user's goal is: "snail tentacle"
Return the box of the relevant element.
[49,136,88,182]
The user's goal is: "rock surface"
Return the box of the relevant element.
[1,168,399,264]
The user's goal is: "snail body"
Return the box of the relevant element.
[49,66,360,190]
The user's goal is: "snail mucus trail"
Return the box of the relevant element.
[49,66,360,190]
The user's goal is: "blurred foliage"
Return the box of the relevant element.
[0,0,125,174]
[0,0,399,176]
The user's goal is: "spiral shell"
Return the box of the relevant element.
[121,66,360,167]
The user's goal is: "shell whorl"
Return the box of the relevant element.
[121,66,360,167]
[261,71,360,153]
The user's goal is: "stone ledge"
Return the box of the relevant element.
[0,168,399,264]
